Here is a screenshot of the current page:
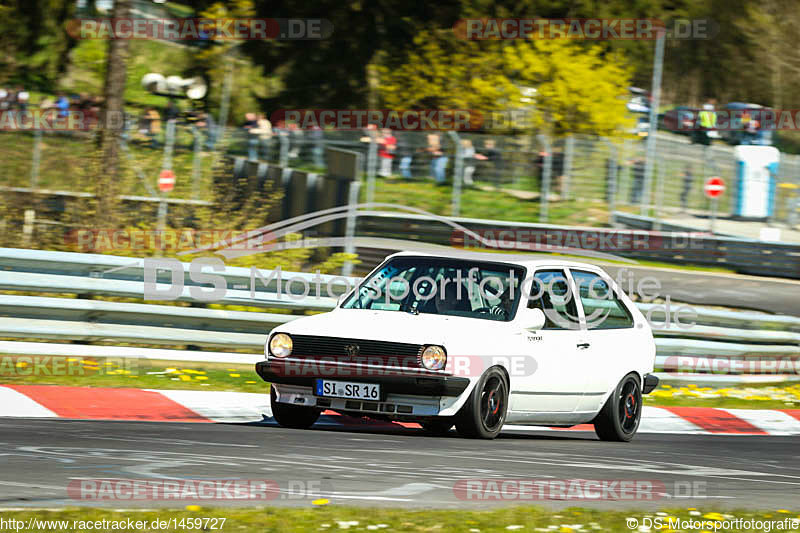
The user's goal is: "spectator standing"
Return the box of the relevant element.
[427,134,448,184]
[462,139,477,185]
[378,128,396,177]
[243,112,259,160]
[56,93,70,118]
[288,122,302,160]
[396,132,414,178]
[143,107,161,147]
[254,113,273,161]
[309,124,324,167]
[479,138,501,184]
[165,99,180,122]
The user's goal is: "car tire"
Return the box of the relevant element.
[270,387,321,429]
[420,417,454,436]
[594,372,642,442]
[455,367,508,439]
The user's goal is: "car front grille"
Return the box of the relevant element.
[290,334,424,368]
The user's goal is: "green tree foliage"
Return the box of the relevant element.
[378,33,632,136]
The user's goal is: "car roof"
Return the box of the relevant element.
[385,250,603,271]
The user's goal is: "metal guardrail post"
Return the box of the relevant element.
[447,131,463,217]
[562,135,574,201]
[537,133,552,223]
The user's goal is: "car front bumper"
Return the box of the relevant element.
[255,359,471,398]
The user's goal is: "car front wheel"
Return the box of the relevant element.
[270,387,321,429]
[455,367,508,439]
[594,373,642,442]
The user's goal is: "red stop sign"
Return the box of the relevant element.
[704,176,725,199]
[158,169,175,192]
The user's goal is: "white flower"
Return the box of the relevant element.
[506,527,523,531]
[336,521,359,529]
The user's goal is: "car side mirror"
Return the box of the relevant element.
[523,308,546,331]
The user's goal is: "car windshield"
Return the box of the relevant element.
[342,257,525,322]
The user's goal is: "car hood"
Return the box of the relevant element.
[274,309,517,349]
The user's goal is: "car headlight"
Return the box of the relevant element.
[269,333,293,358]
[421,345,446,370]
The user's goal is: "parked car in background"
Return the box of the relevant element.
[719,102,774,146]
[660,106,698,136]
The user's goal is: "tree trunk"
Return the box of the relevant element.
[96,0,130,228]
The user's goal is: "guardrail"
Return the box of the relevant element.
[0,248,797,375]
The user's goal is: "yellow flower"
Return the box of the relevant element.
[246,381,257,384]
[179,375,192,382]
[195,376,208,380]
[312,498,329,506]
[185,505,202,512]
[229,373,241,378]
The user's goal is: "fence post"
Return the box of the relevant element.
[156,119,176,247]
[562,135,574,201]
[604,138,617,222]
[191,125,203,200]
[537,133,552,223]
[654,154,666,231]
[447,131,463,217]
[365,128,377,203]
[30,129,42,187]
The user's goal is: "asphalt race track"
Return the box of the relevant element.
[1,418,798,510]
[577,265,800,317]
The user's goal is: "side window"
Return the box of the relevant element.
[570,270,634,330]
[527,269,580,330]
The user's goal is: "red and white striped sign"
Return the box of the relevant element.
[704,176,725,199]
[158,169,176,192]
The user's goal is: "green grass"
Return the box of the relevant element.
[643,382,800,410]
[368,177,611,226]
[0,507,796,532]
[0,356,267,394]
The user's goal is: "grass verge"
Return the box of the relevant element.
[0,357,266,394]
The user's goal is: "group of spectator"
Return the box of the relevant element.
[0,87,31,112]
[364,127,503,186]
[0,88,103,129]
[243,116,326,167]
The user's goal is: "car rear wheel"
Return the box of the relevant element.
[455,367,508,439]
[270,387,321,429]
[594,373,642,442]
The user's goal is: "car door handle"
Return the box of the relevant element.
[576,343,590,349]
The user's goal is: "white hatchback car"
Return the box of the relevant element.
[256,252,658,440]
